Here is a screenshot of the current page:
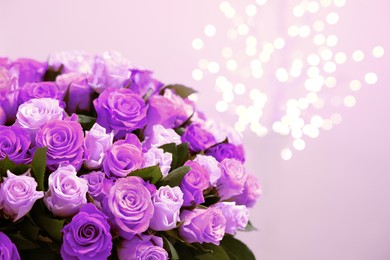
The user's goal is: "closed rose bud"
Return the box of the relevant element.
[84,123,113,170]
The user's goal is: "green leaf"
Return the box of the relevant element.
[158,166,190,187]
[8,232,39,251]
[176,143,190,168]
[77,114,97,130]
[163,236,180,260]
[19,216,40,242]
[31,147,47,191]
[220,235,256,260]
[175,242,230,260]
[0,156,30,177]
[30,202,64,242]
[128,165,163,184]
[162,84,197,99]
[159,143,178,169]
[244,221,258,232]
[43,65,63,81]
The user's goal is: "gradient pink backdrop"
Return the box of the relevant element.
[1,1,389,259]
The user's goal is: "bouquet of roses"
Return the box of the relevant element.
[0,51,261,259]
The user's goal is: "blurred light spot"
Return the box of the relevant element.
[293,139,306,151]
[373,46,385,58]
[299,25,311,38]
[246,47,257,56]
[320,49,333,61]
[352,50,364,62]
[322,119,333,130]
[307,1,320,13]
[223,91,234,103]
[333,0,346,7]
[273,122,290,135]
[293,5,305,17]
[303,124,319,138]
[349,80,361,91]
[263,43,274,54]
[313,20,325,32]
[273,37,285,49]
[256,0,268,6]
[292,59,304,68]
[298,98,309,110]
[326,12,339,25]
[276,68,289,82]
[226,59,238,71]
[216,101,228,112]
[198,59,209,69]
[307,53,321,66]
[306,92,318,103]
[291,129,303,139]
[222,47,233,58]
[305,76,324,92]
[204,24,216,37]
[313,98,325,109]
[326,35,338,47]
[307,66,320,77]
[192,69,203,80]
[216,76,227,87]
[320,0,332,7]
[246,36,257,46]
[364,72,378,85]
[323,61,337,73]
[343,95,356,107]
[227,29,238,39]
[281,148,292,160]
[192,38,204,50]
[334,52,347,64]
[331,113,342,124]
[314,34,326,45]
[234,121,246,133]
[311,115,324,128]
[208,61,220,73]
[288,25,299,37]
[325,76,337,88]
[237,24,250,35]
[234,83,246,95]
[259,52,271,62]
[290,67,302,78]
[246,4,257,16]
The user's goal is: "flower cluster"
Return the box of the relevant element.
[0,52,261,259]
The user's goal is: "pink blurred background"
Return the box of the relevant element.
[1,1,390,259]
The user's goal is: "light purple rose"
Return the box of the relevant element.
[44,165,88,217]
[84,123,113,170]
[0,125,31,164]
[0,170,44,222]
[231,173,262,208]
[10,58,46,87]
[163,88,193,125]
[17,82,63,105]
[217,159,248,200]
[212,202,248,235]
[143,124,181,150]
[179,208,226,245]
[142,148,172,176]
[117,235,168,260]
[35,116,84,170]
[0,105,5,125]
[48,51,93,74]
[146,94,190,130]
[103,176,154,239]
[56,72,93,113]
[61,203,112,260]
[194,154,222,186]
[180,160,210,207]
[89,51,131,93]
[150,186,183,231]
[0,67,18,122]
[206,143,245,163]
[181,124,216,153]
[126,69,164,97]
[0,232,20,260]
[94,87,147,133]
[103,134,142,178]
[15,98,64,134]
[80,171,112,203]
[202,119,243,146]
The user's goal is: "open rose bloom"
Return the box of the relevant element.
[0,52,261,259]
